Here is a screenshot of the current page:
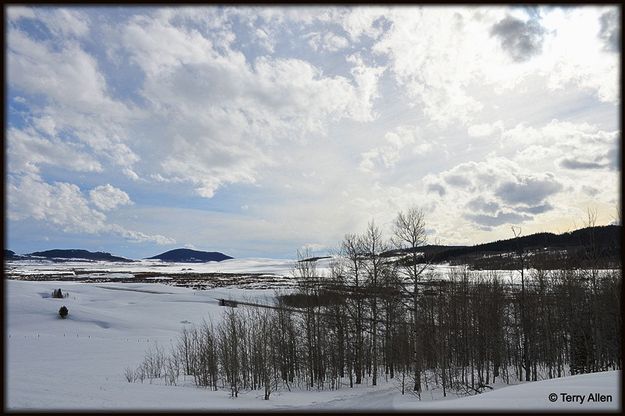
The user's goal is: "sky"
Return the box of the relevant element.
[5,5,621,259]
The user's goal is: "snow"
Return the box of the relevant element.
[5,279,621,411]
[395,371,621,411]
[6,257,304,276]
[8,257,618,288]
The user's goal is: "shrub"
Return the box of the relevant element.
[59,306,69,319]
[52,288,64,298]
[124,366,135,383]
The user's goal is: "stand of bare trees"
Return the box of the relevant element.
[129,207,621,400]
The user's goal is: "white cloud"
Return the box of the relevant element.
[360,124,431,173]
[8,127,102,174]
[8,174,172,245]
[307,31,349,52]
[89,184,133,211]
[503,120,619,172]
[424,157,565,230]
[7,7,89,38]
[5,6,620,255]
[341,7,387,41]
[42,9,91,38]
[7,24,139,173]
[118,11,383,197]
[373,8,503,126]
[110,225,175,245]
[541,7,619,103]
[6,6,36,21]
[8,29,117,113]
[370,6,619,127]
[468,120,505,138]
[254,28,275,53]
[8,175,107,233]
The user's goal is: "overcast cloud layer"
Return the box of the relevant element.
[6,5,621,259]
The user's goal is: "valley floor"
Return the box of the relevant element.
[5,280,621,411]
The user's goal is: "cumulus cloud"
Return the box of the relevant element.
[541,7,619,103]
[254,28,275,53]
[307,31,349,52]
[491,15,546,62]
[6,6,35,21]
[559,158,607,170]
[467,121,505,138]
[341,7,387,41]
[360,124,431,173]
[516,202,553,215]
[427,183,446,197]
[8,174,172,244]
[8,29,120,114]
[5,6,620,255]
[503,120,620,174]
[424,158,563,231]
[89,184,133,211]
[42,9,91,38]
[7,22,139,174]
[444,174,472,188]
[8,175,106,233]
[117,11,385,197]
[466,196,500,214]
[598,9,620,52]
[371,6,618,126]
[8,127,102,175]
[373,8,491,126]
[464,211,532,228]
[495,173,563,206]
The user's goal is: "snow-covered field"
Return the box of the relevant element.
[6,257,619,286]
[5,279,621,411]
[5,257,306,277]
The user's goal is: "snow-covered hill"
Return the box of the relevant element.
[5,280,621,411]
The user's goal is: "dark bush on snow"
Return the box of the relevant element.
[59,306,69,319]
[52,288,64,298]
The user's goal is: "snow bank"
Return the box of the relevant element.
[395,371,620,411]
[5,280,621,411]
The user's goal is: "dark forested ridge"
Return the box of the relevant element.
[392,225,621,269]
[5,250,20,260]
[26,249,133,262]
[148,248,233,262]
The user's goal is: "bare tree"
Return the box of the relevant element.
[511,225,531,381]
[340,233,365,385]
[361,220,389,386]
[392,207,428,393]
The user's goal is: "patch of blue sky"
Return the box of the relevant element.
[7,215,166,259]
[548,94,619,131]
[34,168,97,192]
[227,13,271,62]
[230,14,364,80]
[6,84,50,111]
[6,97,33,131]
[8,13,53,44]
[72,10,148,107]
[7,220,82,254]
[112,177,257,217]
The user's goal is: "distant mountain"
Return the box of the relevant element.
[28,249,133,262]
[148,248,233,263]
[5,250,21,260]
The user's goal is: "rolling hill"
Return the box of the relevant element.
[26,249,133,262]
[147,248,233,262]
